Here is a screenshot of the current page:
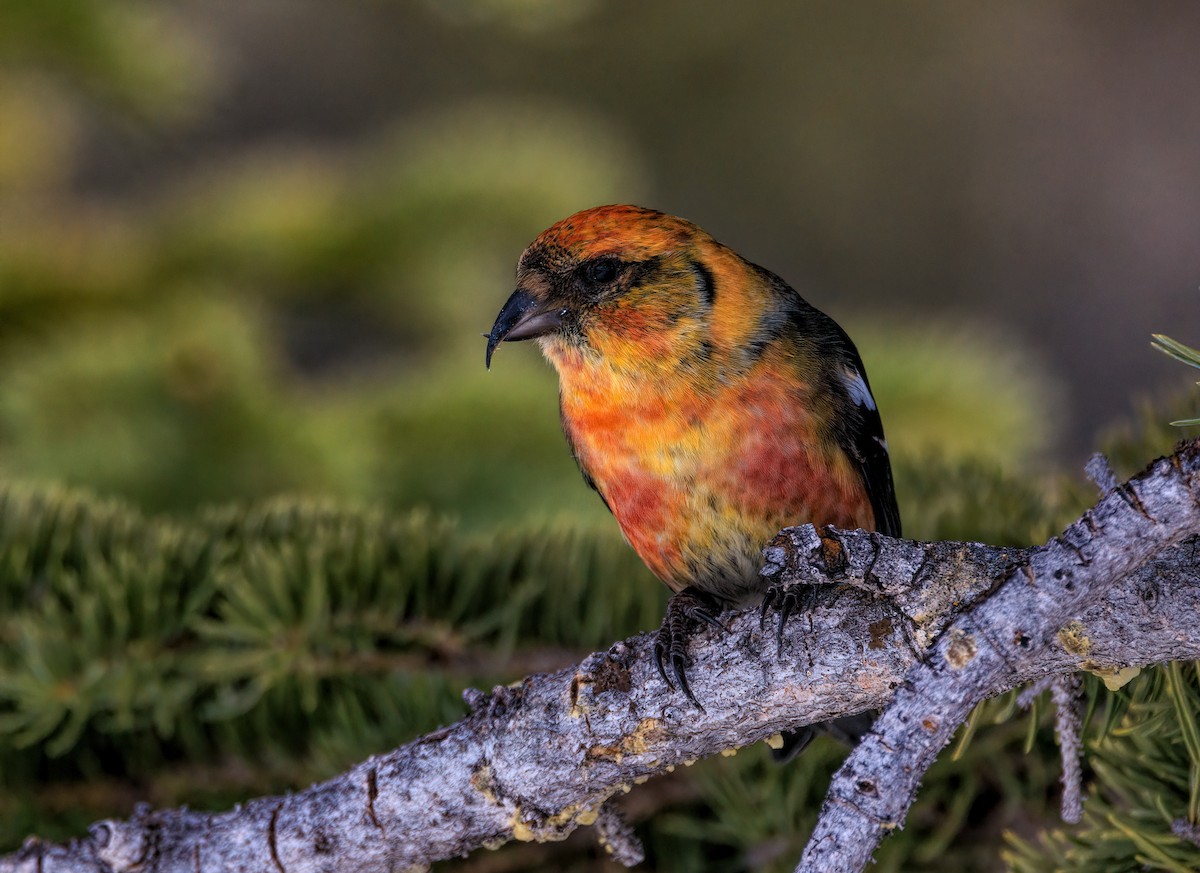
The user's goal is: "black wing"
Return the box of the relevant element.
[819,322,901,538]
[754,264,901,538]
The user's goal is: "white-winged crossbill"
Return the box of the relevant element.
[487,205,899,743]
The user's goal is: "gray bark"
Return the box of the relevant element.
[4,440,1200,873]
[796,442,1200,871]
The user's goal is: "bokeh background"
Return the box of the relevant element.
[3,1,1200,871]
[5,0,1200,523]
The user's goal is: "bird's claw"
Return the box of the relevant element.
[760,579,818,656]
[654,587,725,710]
[759,588,776,628]
[692,605,724,632]
[653,637,699,708]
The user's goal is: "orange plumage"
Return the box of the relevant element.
[487,205,899,705]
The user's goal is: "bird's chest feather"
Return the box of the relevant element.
[551,349,871,598]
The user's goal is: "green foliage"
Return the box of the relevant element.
[1098,391,1200,484]
[1152,334,1200,372]
[892,453,1081,547]
[0,0,650,525]
[0,298,374,509]
[0,482,659,847]
[0,0,1064,527]
[1005,666,1200,873]
[1151,334,1200,427]
[0,0,212,120]
[0,79,652,525]
[854,320,1061,473]
[0,301,1071,525]
[356,355,614,529]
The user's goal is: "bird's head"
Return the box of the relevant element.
[486,205,763,374]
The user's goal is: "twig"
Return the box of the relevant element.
[1016,676,1055,709]
[1050,675,1084,824]
[1084,452,1119,496]
[1172,818,1200,848]
[1017,675,1084,824]
[595,802,644,867]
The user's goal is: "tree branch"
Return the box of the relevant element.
[797,440,1200,871]
[4,440,1200,873]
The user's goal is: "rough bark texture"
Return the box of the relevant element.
[796,441,1200,872]
[3,440,1199,873]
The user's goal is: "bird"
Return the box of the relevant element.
[485,205,900,733]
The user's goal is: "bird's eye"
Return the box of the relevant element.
[584,258,620,285]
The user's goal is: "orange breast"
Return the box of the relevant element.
[553,346,874,602]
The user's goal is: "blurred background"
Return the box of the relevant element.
[3,1,1200,870]
[2,0,1199,523]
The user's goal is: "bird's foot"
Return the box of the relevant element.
[760,577,821,656]
[653,587,726,710]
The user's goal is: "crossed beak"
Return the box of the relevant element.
[485,288,565,368]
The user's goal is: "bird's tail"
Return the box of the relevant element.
[770,712,876,763]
